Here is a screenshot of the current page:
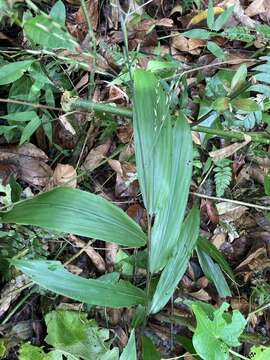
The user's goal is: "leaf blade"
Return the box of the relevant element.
[15,260,145,308]
[0,60,33,85]
[149,115,193,272]
[149,207,200,314]
[0,187,146,248]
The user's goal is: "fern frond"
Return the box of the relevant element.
[213,159,232,197]
[250,56,270,98]
[223,26,255,43]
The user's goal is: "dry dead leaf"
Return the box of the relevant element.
[108,85,129,103]
[66,264,83,275]
[236,247,266,270]
[75,0,99,31]
[0,275,28,317]
[69,235,106,273]
[209,136,251,161]
[172,33,205,55]
[0,143,52,187]
[108,160,138,197]
[105,242,118,271]
[82,139,111,172]
[189,288,211,301]
[211,232,227,249]
[220,0,257,27]
[52,164,77,188]
[216,202,248,222]
[59,114,76,135]
[205,199,219,224]
[117,125,133,144]
[245,0,266,17]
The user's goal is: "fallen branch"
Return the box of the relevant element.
[61,93,270,145]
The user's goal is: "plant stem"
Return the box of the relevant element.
[0,98,62,111]
[61,95,270,145]
[62,94,133,117]
[193,125,270,145]
[229,349,249,360]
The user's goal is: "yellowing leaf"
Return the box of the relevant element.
[189,7,224,26]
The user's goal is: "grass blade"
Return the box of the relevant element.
[15,260,145,308]
[149,207,200,314]
[0,187,146,248]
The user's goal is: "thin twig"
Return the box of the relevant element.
[191,192,270,211]
[164,58,259,81]
[0,98,62,111]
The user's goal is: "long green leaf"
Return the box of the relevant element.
[0,60,33,85]
[196,247,231,298]
[133,70,172,216]
[0,187,146,247]
[15,260,145,308]
[133,70,193,272]
[24,15,78,50]
[197,237,234,280]
[150,115,193,272]
[149,207,200,314]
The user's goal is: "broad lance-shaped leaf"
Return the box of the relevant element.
[24,15,78,50]
[149,207,200,314]
[0,187,146,248]
[197,237,234,280]
[196,247,231,298]
[150,115,193,272]
[0,60,33,86]
[15,260,145,308]
[133,70,192,272]
[133,69,172,216]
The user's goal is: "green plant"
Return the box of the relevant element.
[190,301,270,360]
[0,70,232,335]
[213,159,232,197]
[18,310,121,359]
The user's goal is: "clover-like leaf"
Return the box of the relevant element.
[192,302,246,360]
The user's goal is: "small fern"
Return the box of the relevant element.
[223,25,270,44]
[223,26,255,43]
[213,159,232,197]
[250,56,270,98]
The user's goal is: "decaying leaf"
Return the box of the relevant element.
[108,159,138,197]
[245,0,266,17]
[82,139,111,172]
[0,275,28,317]
[47,164,77,189]
[0,143,52,187]
[216,202,248,222]
[172,33,205,55]
[69,235,106,273]
[209,136,251,161]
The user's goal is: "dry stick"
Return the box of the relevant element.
[190,192,270,211]
[62,95,270,145]
[0,98,62,111]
